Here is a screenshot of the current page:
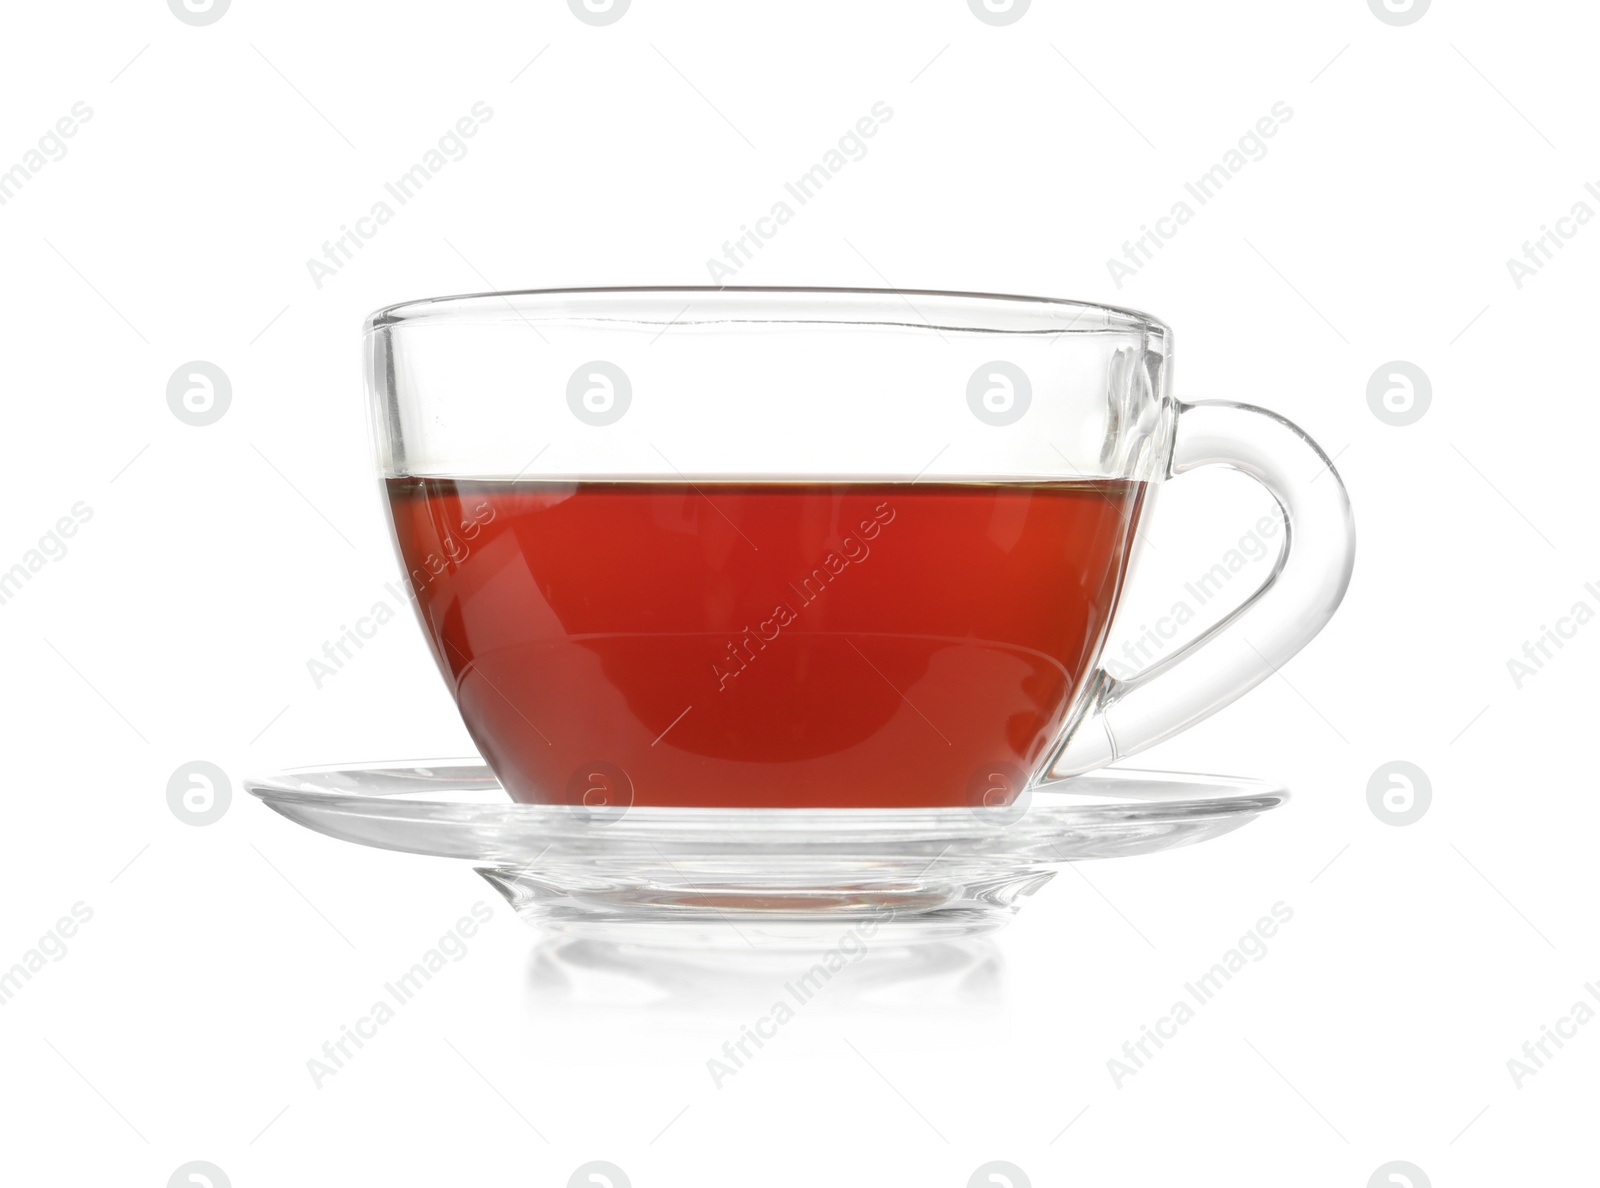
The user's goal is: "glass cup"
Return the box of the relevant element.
[364,288,1354,810]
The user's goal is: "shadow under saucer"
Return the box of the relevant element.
[525,932,1005,1017]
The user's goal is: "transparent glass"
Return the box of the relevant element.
[364,287,1355,808]
[246,759,1289,941]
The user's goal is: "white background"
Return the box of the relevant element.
[2,1,1596,1184]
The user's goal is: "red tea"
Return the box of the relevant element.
[385,479,1144,808]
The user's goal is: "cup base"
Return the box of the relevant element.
[246,759,1287,944]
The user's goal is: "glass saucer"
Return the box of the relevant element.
[245,760,1287,945]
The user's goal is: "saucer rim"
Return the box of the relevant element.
[243,756,1289,829]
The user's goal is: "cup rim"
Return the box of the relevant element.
[362,285,1168,338]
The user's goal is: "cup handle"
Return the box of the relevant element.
[1047,400,1356,778]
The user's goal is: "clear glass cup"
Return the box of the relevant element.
[364,288,1354,809]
